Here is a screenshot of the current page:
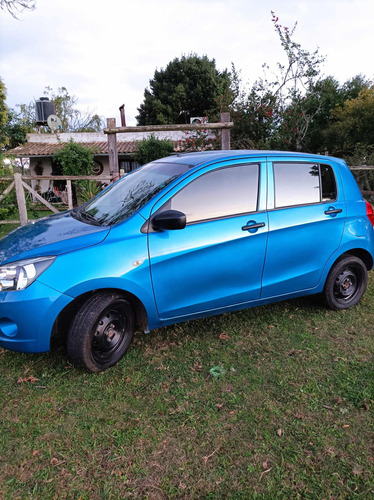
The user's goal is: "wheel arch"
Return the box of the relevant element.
[342,248,373,270]
[51,288,148,349]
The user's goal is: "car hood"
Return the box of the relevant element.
[0,211,110,265]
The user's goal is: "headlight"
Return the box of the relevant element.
[0,257,55,291]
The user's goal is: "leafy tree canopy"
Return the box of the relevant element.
[325,85,374,157]
[3,108,34,150]
[136,54,233,125]
[0,77,8,150]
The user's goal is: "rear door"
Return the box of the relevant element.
[148,160,268,319]
[261,158,346,298]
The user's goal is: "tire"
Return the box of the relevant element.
[67,291,135,372]
[323,255,367,310]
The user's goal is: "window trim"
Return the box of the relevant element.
[272,161,338,210]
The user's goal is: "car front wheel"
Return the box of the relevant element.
[323,255,367,310]
[67,291,135,372]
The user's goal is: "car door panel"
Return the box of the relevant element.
[148,160,268,319]
[261,158,346,298]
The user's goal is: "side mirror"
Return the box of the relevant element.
[151,210,186,231]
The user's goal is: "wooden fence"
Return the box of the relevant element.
[0,173,112,226]
[1,166,374,227]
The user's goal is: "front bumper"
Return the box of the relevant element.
[0,280,73,353]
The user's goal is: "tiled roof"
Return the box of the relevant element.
[6,140,185,157]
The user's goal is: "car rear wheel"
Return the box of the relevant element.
[323,255,367,310]
[67,291,134,372]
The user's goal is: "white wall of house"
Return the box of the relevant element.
[30,157,53,193]
[26,130,189,144]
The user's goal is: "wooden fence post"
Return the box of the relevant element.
[14,173,28,225]
[107,118,119,180]
[66,180,73,210]
[220,112,231,150]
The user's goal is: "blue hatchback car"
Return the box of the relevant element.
[1,150,374,372]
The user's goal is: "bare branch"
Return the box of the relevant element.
[0,0,35,18]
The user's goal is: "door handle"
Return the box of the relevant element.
[242,222,265,231]
[324,207,342,215]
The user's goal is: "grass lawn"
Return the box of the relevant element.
[0,227,373,498]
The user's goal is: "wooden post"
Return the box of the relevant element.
[66,180,73,210]
[107,118,119,180]
[14,173,28,225]
[220,112,231,150]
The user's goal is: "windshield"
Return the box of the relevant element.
[80,161,190,226]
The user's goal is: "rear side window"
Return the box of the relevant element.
[274,163,337,208]
[162,163,259,223]
[321,164,337,201]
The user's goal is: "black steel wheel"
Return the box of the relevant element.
[67,291,134,372]
[323,255,367,310]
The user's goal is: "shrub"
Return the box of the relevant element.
[134,134,174,165]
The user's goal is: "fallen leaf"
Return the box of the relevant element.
[50,458,65,467]
[276,428,282,437]
[190,362,202,372]
[17,376,40,384]
[288,348,303,356]
[219,332,229,340]
[32,450,40,457]
[353,466,363,475]
[362,402,370,411]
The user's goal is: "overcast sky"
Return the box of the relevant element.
[1,0,374,126]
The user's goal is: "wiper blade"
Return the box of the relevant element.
[79,209,103,226]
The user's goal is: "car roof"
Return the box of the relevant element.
[155,150,342,167]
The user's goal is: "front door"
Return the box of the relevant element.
[148,161,268,319]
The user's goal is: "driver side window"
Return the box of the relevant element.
[161,164,260,224]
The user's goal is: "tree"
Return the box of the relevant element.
[231,79,277,149]
[231,12,326,152]
[324,86,374,157]
[134,135,174,164]
[3,108,34,149]
[0,0,35,18]
[136,54,233,125]
[17,86,104,133]
[0,77,8,150]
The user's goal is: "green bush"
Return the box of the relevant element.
[53,140,95,176]
[0,163,18,220]
[134,134,174,165]
[76,180,102,204]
